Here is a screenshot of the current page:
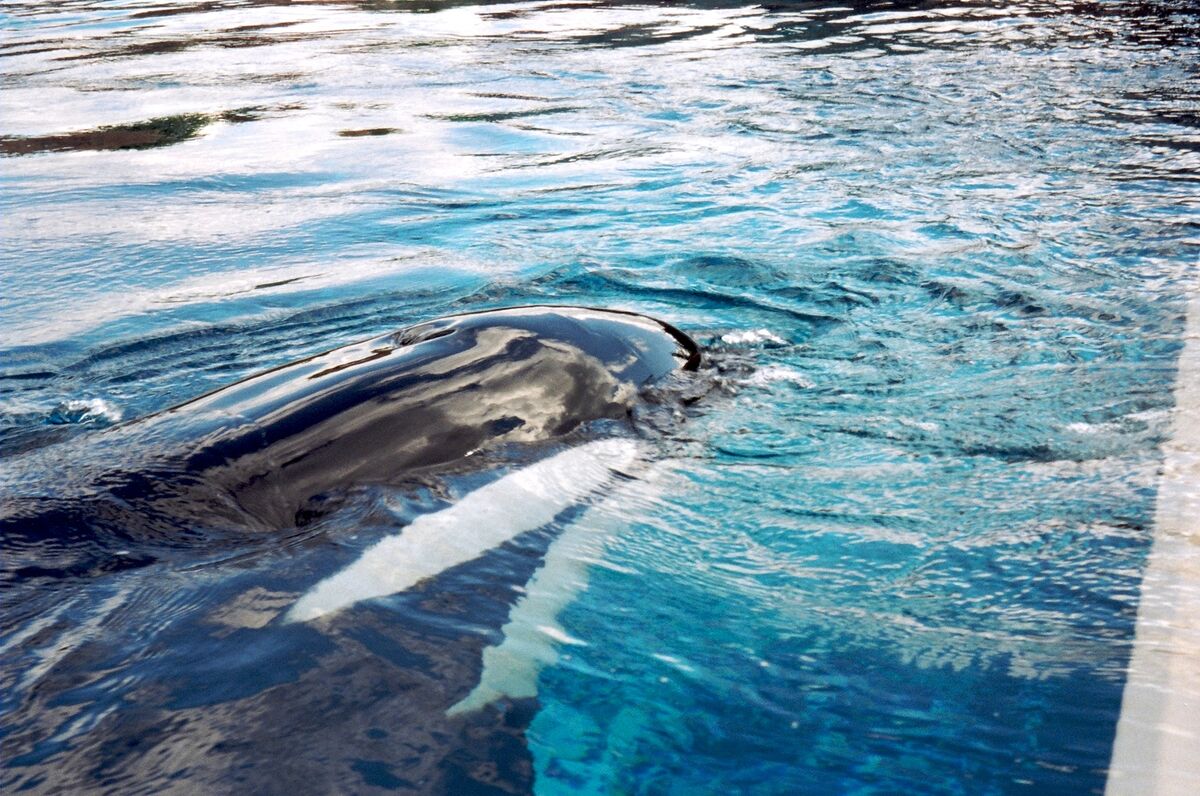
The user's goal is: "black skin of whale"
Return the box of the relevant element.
[1,305,699,581]
[0,306,701,794]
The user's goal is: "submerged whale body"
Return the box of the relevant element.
[0,305,699,581]
[0,306,702,793]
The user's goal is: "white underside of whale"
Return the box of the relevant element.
[285,436,676,715]
[285,438,642,625]
[447,463,671,715]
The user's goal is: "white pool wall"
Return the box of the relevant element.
[1107,294,1200,795]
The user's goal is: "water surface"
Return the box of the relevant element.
[2,1,1198,793]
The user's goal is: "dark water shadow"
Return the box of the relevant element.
[0,104,303,156]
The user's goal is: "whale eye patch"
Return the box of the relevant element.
[393,325,456,347]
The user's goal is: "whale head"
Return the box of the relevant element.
[181,306,700,527]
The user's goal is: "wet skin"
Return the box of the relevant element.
[0,306,699,580]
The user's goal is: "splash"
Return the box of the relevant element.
[45,398,123,426]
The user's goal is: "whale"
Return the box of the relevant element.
[0,305,701,794]
[0,305,699,582]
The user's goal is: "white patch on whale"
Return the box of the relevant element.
[447,461,675,716]
[285,438,642,624]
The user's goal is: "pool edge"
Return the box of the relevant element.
[1106,293,1200,795]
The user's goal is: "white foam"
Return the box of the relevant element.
[743,364,814,389]
[285,438,641,623]
[897,417,940,433]
[721,328,787,346]
[49,398,123,425]
[1065,421,1105,435]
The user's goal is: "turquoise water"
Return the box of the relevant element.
[2,1,1198,793]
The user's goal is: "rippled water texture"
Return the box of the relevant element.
[2,1,1199,793]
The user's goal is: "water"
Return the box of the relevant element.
[2,1,1198,792]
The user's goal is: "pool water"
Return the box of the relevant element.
[1,1,1198,793]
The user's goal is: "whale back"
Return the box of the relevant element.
[167,306,698,527]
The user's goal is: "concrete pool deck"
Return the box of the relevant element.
[1107,295,1200,795]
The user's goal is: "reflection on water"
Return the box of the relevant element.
[0,113,210,154]
[2,0,1199,793]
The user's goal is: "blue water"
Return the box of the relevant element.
[2,1,1198,793]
